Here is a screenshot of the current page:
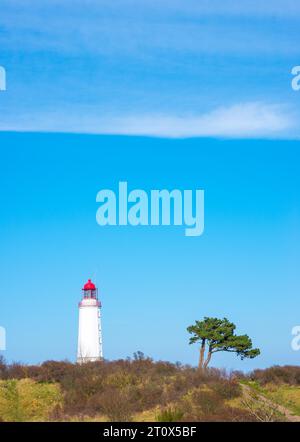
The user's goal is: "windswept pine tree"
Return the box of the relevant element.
[187,317,260,369]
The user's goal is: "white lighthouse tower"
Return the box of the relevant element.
[77,279,103,363]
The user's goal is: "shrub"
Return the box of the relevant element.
[211,379,241,400]
[5,363,28,380]
[97,387,134,422]
[191,389,223,415]
[250,366,300,386]
[0,356,7,380]
[156,407,184,422]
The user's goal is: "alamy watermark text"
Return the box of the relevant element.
[291,66,300,91]
[0,326,6,351]
[96,182,204,237]
[0,66,6,91]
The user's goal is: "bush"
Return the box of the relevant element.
[97,387,134,422]
[250,366,300,386]
[0,356,7,379]
[211,379,241,400]
[191,389,223,415]
[156,407,184,422]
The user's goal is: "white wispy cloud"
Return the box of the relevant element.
[0,102,296,139]
[100,103,294,138]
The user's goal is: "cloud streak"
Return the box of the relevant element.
[0,102,296,139]
[101,103,294,138]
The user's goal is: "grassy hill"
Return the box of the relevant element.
[0,379,62,421]
[1,355,300,422]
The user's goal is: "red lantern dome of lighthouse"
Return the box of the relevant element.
[81,279,98,302]
[83,279,96,291]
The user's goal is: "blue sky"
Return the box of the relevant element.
[0,135,299,370]
[0,1,300,370]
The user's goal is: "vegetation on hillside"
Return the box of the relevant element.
[1,355,300,422]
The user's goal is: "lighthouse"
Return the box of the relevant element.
[77,279,103,363]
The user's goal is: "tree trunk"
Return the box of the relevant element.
[198,339,206,369]
[204,349,212,369]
